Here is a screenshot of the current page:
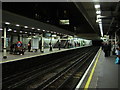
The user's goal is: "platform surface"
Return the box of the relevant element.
[1,46,90,64]
[84,50,119,89]
[91,51,119,89]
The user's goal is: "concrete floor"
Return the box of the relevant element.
[92,51,119,89]
[1,46,90,63]
[1,48,62,63]
[81,50,119,89]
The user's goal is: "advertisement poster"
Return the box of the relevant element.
[32,38,39,49]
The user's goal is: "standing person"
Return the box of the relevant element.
[39,39,42,52]
[115,43,120,64]
[28,40,31,52]
[10,44,14,54]
[58,40,61,50]
[108,41,112,56]
[101,42,105,50]
[49,42,52,51]
[74,42,76,47]
[112,41,116,55]
[103,42,109,57]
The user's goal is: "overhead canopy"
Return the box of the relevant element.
[2,10,74,36]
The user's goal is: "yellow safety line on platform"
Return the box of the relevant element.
[84,48,101,90]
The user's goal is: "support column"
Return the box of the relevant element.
[41,34,44,53]
[115,31,117,45]
[58,36,61,50]
[3,27,7,59]
[18,34,20,41]
[49,34,52,51]
[67,35,70,48]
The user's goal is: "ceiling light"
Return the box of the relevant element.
[95,5,100,9]
[5,22,10,25]
[25,32,27,33]
[97,15,101,19]
[14,30,17,32]
[43,30,45,31]
[96,19,101,23]
[8,28,12,31]
[20,31,22,33]
[96,10,101,14]
[99,21,102,24]
[16,24,20,27]
[0,28,3,31]
[99,23,103,37]
[32,27,35,29]
[37,29,40,31]
[24,26,28,28]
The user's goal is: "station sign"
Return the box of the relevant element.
[17,41,22,47]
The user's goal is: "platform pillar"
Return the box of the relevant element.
[49,34,52,51]
[41,34,44,53]
[3,27,7,59]
[58,38,61,50]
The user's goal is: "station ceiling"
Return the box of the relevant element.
[2,2,120,40]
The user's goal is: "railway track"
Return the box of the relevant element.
[2,46,99,90]
[35,47,98,90]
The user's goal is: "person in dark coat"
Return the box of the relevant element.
[108,41,112,56]
[58,40,61,50]
[103,43,109,57]
[10,44,14,54]
[28,40,31,52]
[49,42,52,51]
[39,40,42,52]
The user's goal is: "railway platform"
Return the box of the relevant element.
[76,48,119,89]
[1,46,90,64]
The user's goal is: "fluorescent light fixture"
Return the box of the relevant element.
[43,30,45,31]
[25,32,27,33]
[16,24,20,27]
[37,28,40,30]
[28,37,32,39]
[5,22,10,25]
[0,28,3,31]
[97,15,101,19]
[24,26,28,28]
[99,23,103,37]
[99,21,102,24]
[96,10,101,14]
[20,31,22,33]
[96,19,102,23]
[14,30,17,32]
[8,28,12,31]
[52,35,57,37]
[32,27,35,29]
[95,4,100,9]
[59,20,69,25]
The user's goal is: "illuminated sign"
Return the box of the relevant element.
[59,20,69,25]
